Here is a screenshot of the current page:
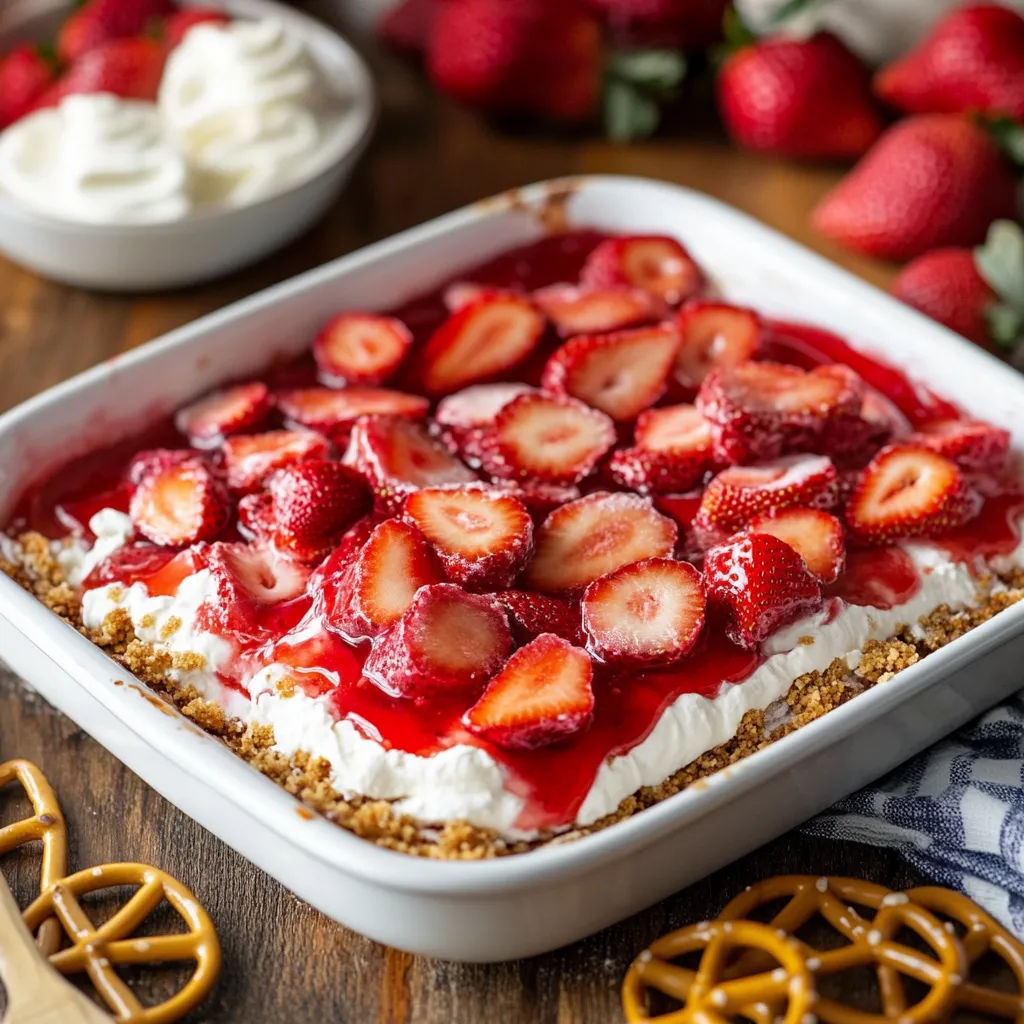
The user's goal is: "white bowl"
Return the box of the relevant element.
[0,0,376,291]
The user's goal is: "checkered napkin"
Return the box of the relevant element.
[803,693,1024,939]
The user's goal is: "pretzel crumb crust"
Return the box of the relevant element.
[6,533,1024,859]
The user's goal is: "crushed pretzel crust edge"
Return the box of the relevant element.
[5,533,1024,860]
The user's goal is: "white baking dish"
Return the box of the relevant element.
[3,176,1024,962]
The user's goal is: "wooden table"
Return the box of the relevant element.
[0,10,931,1021]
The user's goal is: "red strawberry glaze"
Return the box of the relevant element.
[6,230,1024,833]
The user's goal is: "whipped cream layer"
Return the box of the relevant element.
[71,508,1016,841]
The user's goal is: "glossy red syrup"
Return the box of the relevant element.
[7,231,1023,833]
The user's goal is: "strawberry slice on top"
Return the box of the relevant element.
[674,301,762,390]
[581,235,703,306]
[435,382,536,464]
[313,313,413,387]
[542,324,682,422]
[525,491,678,594]
[845,444,982,544]
[343,416,478,512]
[532,284,662,336]
[480,391,616,485]
[221,430,331,494]
[236,491,276,544]
[491,590,582,646]
[747,507,846,584]
[908,419,1011,474]
[582,557,706,666]
[416,291,545,397]
[704,533,823,650]
[275,387,429,443]
[464,633,594,750]
[175,382,270,447]
[129,457,229,547]
[401,486,534,589]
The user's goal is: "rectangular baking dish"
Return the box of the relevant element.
[3,176,1024,963]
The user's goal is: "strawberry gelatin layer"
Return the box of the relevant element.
[5,230,1024,845]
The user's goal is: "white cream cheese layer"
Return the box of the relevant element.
[74,509,1008,839]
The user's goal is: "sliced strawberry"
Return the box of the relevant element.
[532,284,662,336]
[674,301,762,390]
[268,459,370,563]
[747,507,846,584]
[328,519,444,640]
[860,389,912,445]
[129,458,229,547]
[221,430,331,494]
[524,491,678,594]
[488,479,583,517]
[704,533,823,650]
[363,584,512,698]
[542,324,682,422]
[908,420,1011,474]
[581,236,703,305]
[463,634,594,750]
[581,557,705,665]
[175,382,270,447]
[611,403,716,494]
[126,448,195,486]
[82,543,178,592]
[236,492,276,544]
[313,313,413,387]
[417,291,545,397]
[491,590,582,645]
[635,403,715,454]
[434,382,535,464]
[697,361,865,463]
[845,445,982,544]
[444,281,487,313]
[402,487,533,589]
[694,455,839,544]
[480,392,616,485]
[343,416,478,513]
[275,387,428,443]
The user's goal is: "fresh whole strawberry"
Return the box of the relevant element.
[37,36,167,107]
[378,0,444,53]
[718,33,883,160]
[812,115,1019,261]
[163,6,231,50]
[875,4,1024,121]
[0,45,56,129]
[58,0,174,65]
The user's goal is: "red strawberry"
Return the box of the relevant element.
[401,487,534,589]
[268,460,370,563]
[221,430,331,495]
[416,291,545,397]
[463,633,594,749]
[326,518,444,639]
[611,403,716,494]
[907,419,1011,474]
[126,447,195,486]
[443,281,488,313]
[718,33,882,159]
[586,0,727,48]
[635,403,715,453]
[747,507,846,584]
[275,387,428,443]
[129,458,229,547]
[704,533,823,650]
[363,584,512,698]
[313,313,412,388]
[860,390,913,446]
[378,0,442,53]
[175,382,270,447]
[57,0,173,64]
[524,491,677,594]
[697,361,864,464]
[343,416,478,513]
[491,590,582,645]
[581,236,703,306]
[581,557,705,665]
[874,4,1024,121]
[674,301,762,391]
[163,6,231,49]
[845,445,982,544]
[236,492,276,544]
[694,455,839,543]
[428,0,602,122]
[812,115,1019,262]
[542,324,681,422]
[0,45,56,129]
[532,284,662,337]
[479,392,616,485]
[487,480,583,517]
[434,382,535,464]
[39,37,166,106]
[83,542,180,592]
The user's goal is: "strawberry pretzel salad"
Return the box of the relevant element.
[5,230,1024,858]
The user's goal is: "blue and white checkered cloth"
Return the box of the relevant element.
[805,693,1024,938]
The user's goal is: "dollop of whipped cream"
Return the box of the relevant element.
[159,19,330,205]
[0,94,191,224]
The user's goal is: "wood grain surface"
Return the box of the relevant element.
[0,6,966,1022]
